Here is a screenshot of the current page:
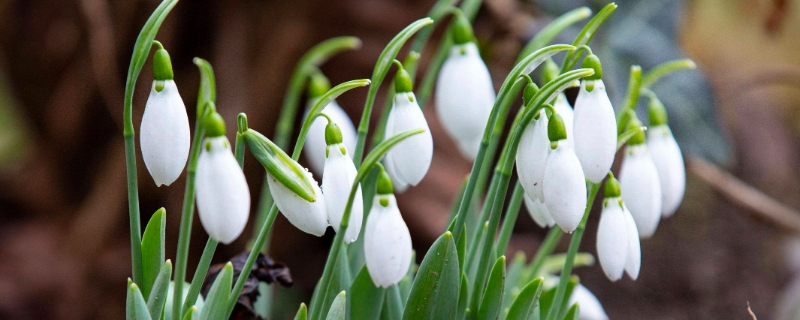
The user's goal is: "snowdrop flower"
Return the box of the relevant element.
[596,175,641,281]
[542,113,587,233]
[244,129,329,236]
[140,43,190,186]
[567,284,609,320]
[384,62,433,189]
[620,118,662,238]
[573,55,617,183]
[435,12,495,160]
[303,73,357,175]
[364,169,412,288]
[517,108,550,202]
[523,193,555,228]
[647,97,685,217]
[195,112,251,244]
[321,120,363,243]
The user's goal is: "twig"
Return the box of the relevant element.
[747,301,757,320]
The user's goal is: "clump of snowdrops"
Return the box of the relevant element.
[122,1,694,319]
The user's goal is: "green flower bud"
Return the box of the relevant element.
[523,82,539,106]
[581,54,603,81]
[325,120,343,146]
[152,42,174,82]
[394,61,414,93]
[626,117,646,145]
[204,112,226,137]
[542,58,560,84]
[547,112,568,143]
[376,167,394,196]
[648,96,669,126]
[451,9,474,45]
[308,72,331,99]
[604,174,621,198]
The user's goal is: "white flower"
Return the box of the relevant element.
[573,80,617,183]
[516,109,550,202]
[543,140,587,233]
[195,136,251,244]
[554,94,575,146]
[304,100,357,175]
[322,142,363,243]
[596,197,641,281]
[435,42,496,160]
[364,193,412,288]
[620,144,662,238]
[523,193,555,228]
[140,80,191,186]
[268,168,328,236]
[647,125,685,217]
[384,92,433,188]
[567,284,609,320]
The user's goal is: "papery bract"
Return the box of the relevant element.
[268,169,329,237]
[573,80,617,183]
[322,142,363,243]
[195,136,251,244]
[647,125,685,217]
[620,144,662,238]
[140,80,191,186]
[304,100,357,175]
[364,194,412,288]
[384,92,433,188]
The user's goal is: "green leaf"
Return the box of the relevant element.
[457,272,469,320]
[295,303,308,320]
[563,303,580,320]
[398,250,416,303]
[501,252,527,316]
[504,278,543,320]
[128,283,153,320]
[384,285,404,320]
[348,266,385,320]
[325,291,346,320]
[317,246,352,320]
[402,232,460,320]
[182,307,199,320]
[539,276,578,320]
[560,3,618,73]
[147,260,172,320]
[199,262,233,320]
[477,256,506,320]
[517,7,592,62]
[141,208,166,300]
[457,224,466,273]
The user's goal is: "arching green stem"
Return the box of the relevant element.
[517,7,592,62]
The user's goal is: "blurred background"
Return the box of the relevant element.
[0,0,799,318]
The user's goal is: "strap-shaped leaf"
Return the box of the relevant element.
[141,208,166,300]
[457,272,469,320]
[147,260,172,320]
[501,252,527,315]
[539,276,578,320]
[182,307,199,320]
[127,283,153,320]
[325,291,346,320]
[505,278,543,320]
[199,262,233,320]
[294,303,308,320]
[317,247,352,320]
[564,303,580,320]
[384,285,404,320]
[477,256,506,320]
[348,266,385,320]
[402,232,460,320]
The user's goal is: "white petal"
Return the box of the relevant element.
[364,195,412,287]
[620,144,663,238]
[567,284,609,320]
[622,204,642,280]
[195,137,251,244]
[596,198,627,281]
[543,142,587,233]
[647,125,685,217]
[322,143,363,243]
[554,94,575,147]
[384,92,433,186]
[140,80,191,186]
[573,80,617,183]
[523,194,555,228]
[516,110,549,201]
[303,100,357,175]
[268,169,328,236]
[435,42,496,159]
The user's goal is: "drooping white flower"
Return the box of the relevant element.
[620,143,663,238]
[195,135,251,244]
[596,175,641,281]
[268,168,328,237]
[140,79,191,187]
[517,109,550,202]
[304,100,357,175]
[542,113,587,233]
[523,193,555,228]
[567,284,609,320]
[384,75,433,188]
[321,122,363,243]
[364,171,412,288]
[573,80,617,183]
[435,41,496,160]
[647,125,685,217]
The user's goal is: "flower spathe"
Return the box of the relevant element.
[435,42,496,160]
[573,80,617,183]
[523,193,555,228]
[140,79,191,186]
[268,168,329,237]
[384,92,433,188]
[596,197,641,281]
[620,144,663,238]
[647,125,685,217]
[195,136,251,244]
[516,109,550,202]
[364,193,412,288]
[322,142,363,244]
[304,100,357,175]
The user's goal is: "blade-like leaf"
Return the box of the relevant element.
[501,252,527,317]
[295,303,308,320]
[128,283,153,320]
[402,231,460,320]
[325,291,346,320]
[147,260,172,320]
[384,285,404,320]
[457,272,469,320]
[182,307,199,320]
[564,303,580,320]
[539,276,578,320]
[317,246,352,320]
[199,262,233,320]
[141,208,166,300]
[504,278,543,320]
[477,256,506,320]
[348,266,385,320]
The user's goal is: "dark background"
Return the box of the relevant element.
[0,0,799,319]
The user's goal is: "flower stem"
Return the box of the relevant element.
[494,181,525,257]
[544,182,600,320]
[181,238,218,315]
[528,228,562,276]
